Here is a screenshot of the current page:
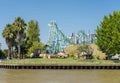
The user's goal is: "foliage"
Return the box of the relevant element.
[1,58,119,65]
[96,11,120,55]
[2,24,15,59]
[2,17,44,59]
[65,45,78,57]
[27,41,45,57]
[20,40,28,58]
[26,20,43,57]
[77,44,93,55]
[13,16,26,59]
[26,20,40,42]
[2,49,8,55]
[0,50,6,59]
[26,20,40,52]
[69,51,75,57]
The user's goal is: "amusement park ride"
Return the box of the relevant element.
[46,21,95,54]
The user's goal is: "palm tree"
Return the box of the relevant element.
[2,24,15,59]
[13,17,26,59]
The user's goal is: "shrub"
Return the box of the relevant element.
[27,41,45,57]
[69,51,75,57]
[0,50,6,59]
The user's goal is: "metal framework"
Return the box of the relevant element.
[47,21,72,54]
[47,21,96,54]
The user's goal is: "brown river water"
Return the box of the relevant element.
[0,69,120,83]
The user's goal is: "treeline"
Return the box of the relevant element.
[1,16,45,59]
[1,11,120,60]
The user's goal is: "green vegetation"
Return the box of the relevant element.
[2,17,45,59]
[65,45,78,57]
[26,20,40,43]
[96,11,120,55]
[2,24,15,59]
[65,44,107,59]
[27,41,44,57]
[13,17,26,59]
[1,11,120,65]
[26,20,44,57]
[0,50,6,59]
[0,58,119,65]
[77,45,93,55]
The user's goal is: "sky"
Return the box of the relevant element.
[0,0,120,49]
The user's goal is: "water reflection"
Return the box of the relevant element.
[0,69,120,83]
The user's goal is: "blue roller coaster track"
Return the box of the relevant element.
[46,21,73,54]
[46,21,96,54]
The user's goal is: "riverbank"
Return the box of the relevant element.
[0,58,120,69]
[1,58,120,65]
[0,58,119,65]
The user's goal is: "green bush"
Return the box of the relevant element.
[69,51,75,57]
[77,45,93,55]
[0,50,6,59]
[27,41,45,57]
[96,56,101,60]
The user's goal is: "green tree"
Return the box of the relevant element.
[14,32,27,58]
[26,20,40,42]
[96,11,120,55]
[27,41,44,57]
[2,24,15,59]
[26,20,40,49]
[13,17,26,59]
[0,50,6,59]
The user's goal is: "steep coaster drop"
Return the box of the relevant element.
[46,21,73,54]
[46,21,96,54]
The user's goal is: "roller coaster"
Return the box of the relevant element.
[47,21,95,54]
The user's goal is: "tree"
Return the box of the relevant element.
[26,20,40,43]
[26,20,41,54]
[96,11,120,55]
[27,41,44,57]
[13,17,26,59]
[26,20,40,49]
[2,24,15,59]
[26,20,45,57]
[14,32,28,58]
[77,45,93,56]
[0,50,6,59]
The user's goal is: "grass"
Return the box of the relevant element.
[0,58,120,65]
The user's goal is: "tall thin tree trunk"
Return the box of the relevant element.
[8,47,11,59]
[18,41,21,59]
[17,32,21,59]
[11,47,13,59]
